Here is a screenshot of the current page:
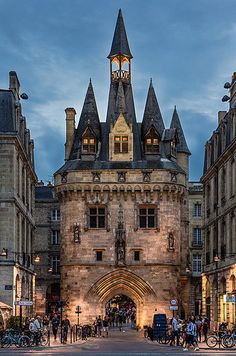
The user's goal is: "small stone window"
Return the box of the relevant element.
[89,206,106,228]
[114,135,128,154]
[139,206,156,228]
[51,230,60,245]
[96,251,103,261]
[82,128,96,154]
[193,203,201,217]
[134,251,140,261]
[51,209,60,221]
[145,128,159,154]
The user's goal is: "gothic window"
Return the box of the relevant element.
[145,128,159,154]
[50,255,60,274]
[89,206,106,228]
[51,209,60,221]
[82,128,96,154]
[193,203,201,217]
[51,230,60,245]
[192,255,202,273]
[139,206,156,228]
[114,135,128,153]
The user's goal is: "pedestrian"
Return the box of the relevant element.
[195,316,202,342]
[96,315,102,337]
[103,316,109,337]
[51,313,60,341]
[202,315,209,342]
[170,314,179,346]
[183,317,199,352]
[118,311,123,331]
[62,315,70,343]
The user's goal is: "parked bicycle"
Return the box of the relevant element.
[0,329,30,348]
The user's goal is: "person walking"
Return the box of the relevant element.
[170,314,179,346]
[202,315,209,342]
[103,316,109,337]
[62,315,70,343]
[96,315,102,337]
[51,313,60,341]
[183,317,199,352]
[195,316,202,342]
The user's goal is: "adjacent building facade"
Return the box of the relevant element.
[34,182,60,316]
[188,181,203,316]
[54,10,191,326]
[0,72,37,319]
[202,72,236,328]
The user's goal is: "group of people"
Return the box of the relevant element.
[170,314,209,352]
[24,313,71,344]
[105,305,136,329]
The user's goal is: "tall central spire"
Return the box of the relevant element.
[108,9,132,59]
[108,9,132,84]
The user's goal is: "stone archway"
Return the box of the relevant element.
[86,269,157,327]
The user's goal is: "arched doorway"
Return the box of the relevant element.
[105,294,136,328]
[46,283,60,317]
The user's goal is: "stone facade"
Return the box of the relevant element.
[201,72,236,329]
[188,181,203,316]
[54,10,192,327]
[34,182,60,316]
[0,72,37,316]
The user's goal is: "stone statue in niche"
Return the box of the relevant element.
[167,232,175,251]
[115,204,126,265]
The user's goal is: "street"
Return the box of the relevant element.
[0,326,236,356]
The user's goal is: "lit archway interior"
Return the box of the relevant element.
[105,294,136,327]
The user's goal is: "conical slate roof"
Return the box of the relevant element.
[170,106,191,155]
[108,9,133,59]
[141,80,165,139]
[77,79,101,140]
[115,81,126,115]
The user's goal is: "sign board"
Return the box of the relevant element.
[170,299,178,306]
[5,285,13,290]
[170,305,178,311]
[223,295,235,303]
[14,300,33,306]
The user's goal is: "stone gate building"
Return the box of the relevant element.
[54,10,191,326]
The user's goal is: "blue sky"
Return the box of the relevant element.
[1,0,236,182]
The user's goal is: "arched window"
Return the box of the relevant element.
[145,128,159,154]
[82,128,96,154]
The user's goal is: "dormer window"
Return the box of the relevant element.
[114,135,128,154]
[145,128,159,154]
[82,128,96,154]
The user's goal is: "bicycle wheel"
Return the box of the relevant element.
[160,335,171,344]
[40,333,48,346]
[206,335,218,348]
[1,336,11,348]
[19,336,30,348]
[222,335,234,348]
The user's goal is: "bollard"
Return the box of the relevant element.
[70,327,72,344]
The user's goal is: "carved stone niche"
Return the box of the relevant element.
[142,171,151,182]
[92,172,101,182]
[117,171,126,182]
[61,172,68,183]
[167,232,175,251]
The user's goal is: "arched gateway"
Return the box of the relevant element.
[86,269,157,327]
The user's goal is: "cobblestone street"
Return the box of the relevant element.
[1,326,236,356]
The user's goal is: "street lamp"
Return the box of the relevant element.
[0,248,40,263]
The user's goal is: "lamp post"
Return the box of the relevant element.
[75,305,81,325]
[0,248,40,264]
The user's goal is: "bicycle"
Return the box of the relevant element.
[206,331,228,349]
[221,331,236,348]
[0,329,30,348]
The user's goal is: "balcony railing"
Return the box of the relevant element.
[191,241,203,248]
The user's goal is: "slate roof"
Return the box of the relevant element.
[141,80,165,139]
[108,9,133,59]
[170,106,191,155]
[0,90,16,132]
[162,128,176,142]
[35,185,54,200]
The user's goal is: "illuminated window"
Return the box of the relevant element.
[114,136,128,154]
[145,128,159,153]
[82,129,96,154]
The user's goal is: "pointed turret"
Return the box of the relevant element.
[142,80,165,139]
[108,9,132,59]
[77,79,101,140]
[115,81,126,115]
[170,106,190,155]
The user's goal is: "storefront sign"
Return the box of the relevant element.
[170,305,178,310]
[5,285,12,290]
[223,295,235,303]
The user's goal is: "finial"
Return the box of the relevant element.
[89,78,92,85]
[150,78,153,86]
